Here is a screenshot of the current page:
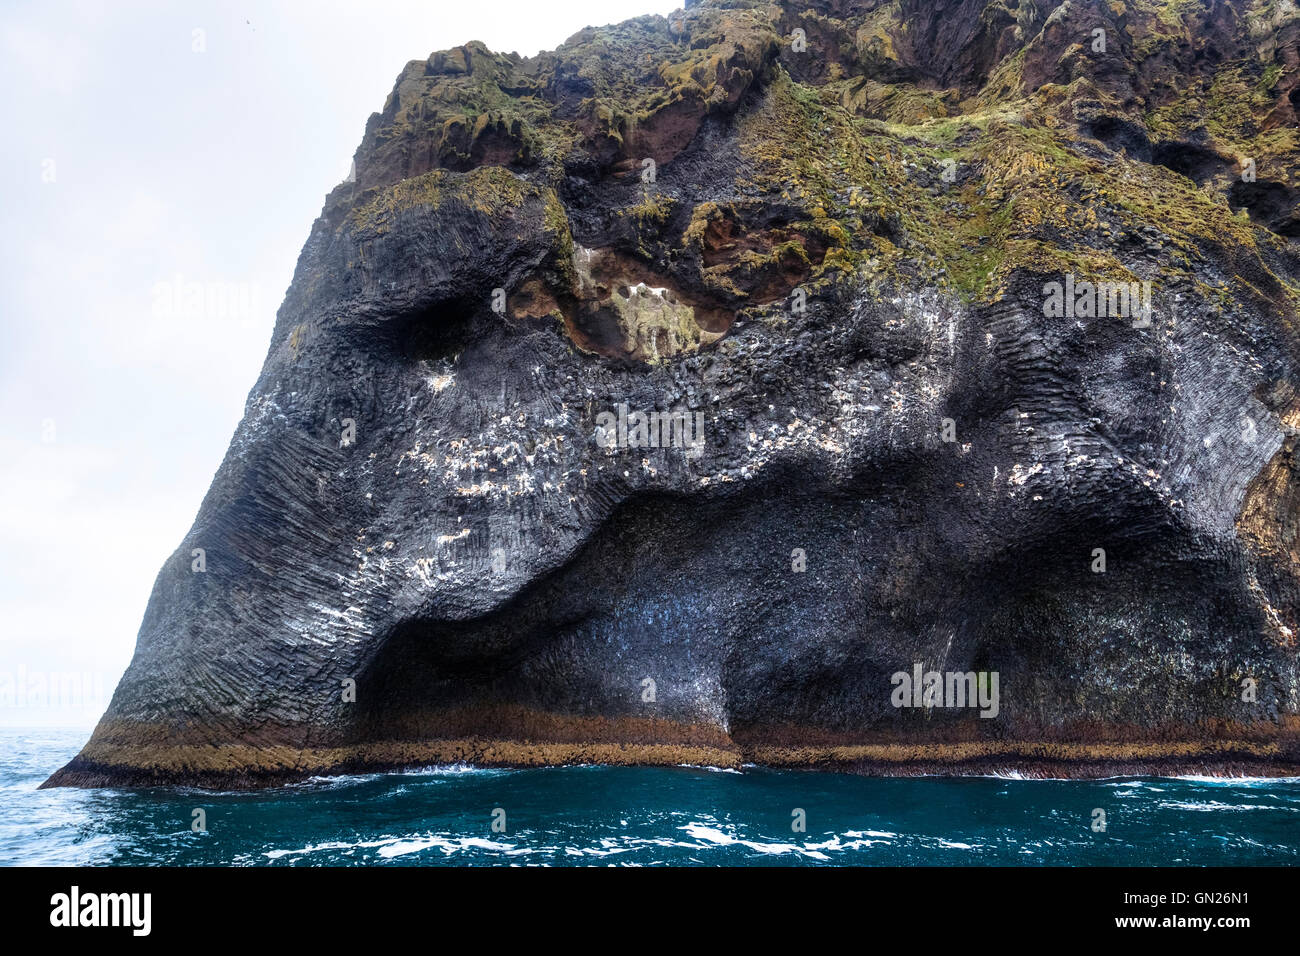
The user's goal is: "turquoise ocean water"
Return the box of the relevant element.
[2,728,1297,866]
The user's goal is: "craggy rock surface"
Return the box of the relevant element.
[48,0,1300,788]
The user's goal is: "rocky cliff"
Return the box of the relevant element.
[48,0,1300,788]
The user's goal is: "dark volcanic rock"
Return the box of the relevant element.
[48,0,1300,788]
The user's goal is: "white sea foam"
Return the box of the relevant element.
[675,763,743,774]
[290,763,507,790]
[265,832,530,861]
[677,822,831,859]
[401,763,508,776]
[265,839,382,859]
[1157,800,1297,813]
[376,835,525,858]
[1172,774,1300,785]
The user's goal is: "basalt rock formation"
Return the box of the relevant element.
[48,0,1300,788]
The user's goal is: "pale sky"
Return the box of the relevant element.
[0,0,677,726]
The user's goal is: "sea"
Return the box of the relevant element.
[2,728,1297,866]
